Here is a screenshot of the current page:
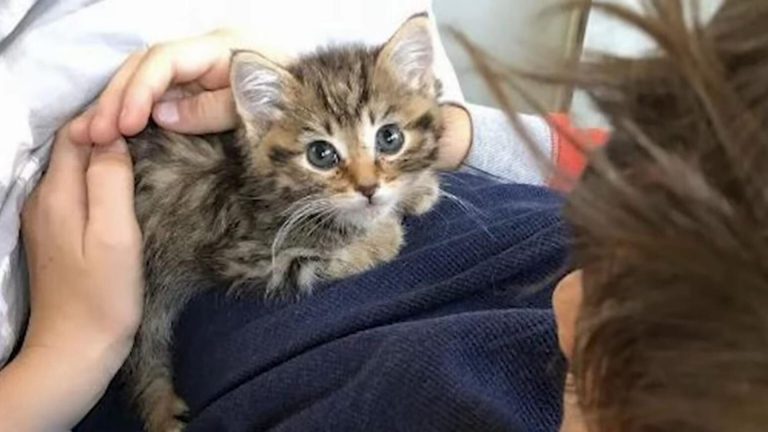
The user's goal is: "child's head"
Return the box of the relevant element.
[557,1,768,430]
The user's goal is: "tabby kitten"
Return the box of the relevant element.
[125,15,443,432]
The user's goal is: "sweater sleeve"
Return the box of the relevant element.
[463,105,609,187]
[425,3,465,107]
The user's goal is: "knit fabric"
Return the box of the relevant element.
[464,104,556,186]
[77,172,569,432]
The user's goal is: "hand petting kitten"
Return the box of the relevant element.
[119,16,447,431]
[69,29,472,171]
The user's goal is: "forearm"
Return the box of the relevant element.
[436,104,555,185]
[0,340,128,431]
[436,104,472,170]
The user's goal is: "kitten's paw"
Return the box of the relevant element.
[374,217,405,261]
[151,419,186,432]
[402,176,440,216]
[266,251,323,298]
[405,186,439,216]
[145,386,189,432]
[325,216,403,279]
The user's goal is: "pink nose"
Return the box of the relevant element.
[356,183,379,200]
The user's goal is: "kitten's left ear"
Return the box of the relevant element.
[377,14,435,93]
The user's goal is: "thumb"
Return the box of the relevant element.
[85,138,140,249]
[152,89,237,134]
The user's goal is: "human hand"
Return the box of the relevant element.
[69,29,254,145]
[0,122,143,430]
[23,121,143,360]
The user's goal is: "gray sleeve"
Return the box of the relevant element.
[426,3,465,106]
[461,104,554,186]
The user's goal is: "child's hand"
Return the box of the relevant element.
[69,29,250,145]
[0,122,143,431]
[22,122,143,361]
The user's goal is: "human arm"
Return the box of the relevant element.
[0,125,143,431]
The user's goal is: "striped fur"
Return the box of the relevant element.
[124,16,443,432]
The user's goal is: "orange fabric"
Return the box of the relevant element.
[547,113,609,191]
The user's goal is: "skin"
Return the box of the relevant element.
[0,128,142,431]
[0,29,584,430]
[553,271,588,432]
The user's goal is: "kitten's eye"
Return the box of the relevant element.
[375,124,405,155]
[306,141,340,170]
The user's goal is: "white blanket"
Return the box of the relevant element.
[0,0,465,365]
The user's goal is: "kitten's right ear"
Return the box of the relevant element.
[376,14,435,93]
[230,50,294,139]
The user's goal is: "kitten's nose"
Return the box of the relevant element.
[356,183,379,201]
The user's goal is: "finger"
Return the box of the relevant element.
[43,126,92,235]
[158,86,188,102]
[157,83,205,102]
[46,126,92,203]
[152,89,236,134]
[89,51,146,145]
[68,106,96,146]
[84,138,140,249]
[118,35,233,137]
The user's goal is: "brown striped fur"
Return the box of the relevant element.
[124,16,442,431]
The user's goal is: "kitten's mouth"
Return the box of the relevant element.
[356,200,392,217]
[363,201,388,214]
[334,197,396,227]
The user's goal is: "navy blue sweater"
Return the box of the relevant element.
[78,173,569,432]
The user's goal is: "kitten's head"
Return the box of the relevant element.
[230,15,442,226]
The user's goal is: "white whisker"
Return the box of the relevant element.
[439,190,484,217]
[438,190,494,239]
[303,207,339,240]
[271,198,335,265]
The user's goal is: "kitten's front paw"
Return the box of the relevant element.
[369,217,404,262]
[144,383,189,432]
[325,216,403,279]
[266,256,322,298]
[402,181,440,216]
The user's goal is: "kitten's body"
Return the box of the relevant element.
[125,16,443,432]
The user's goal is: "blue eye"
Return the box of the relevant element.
[375,124,405,155]
[306,141,340,170]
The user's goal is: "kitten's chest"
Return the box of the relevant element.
[184,202,355,283]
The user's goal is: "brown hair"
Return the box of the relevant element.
[461,0,768,430]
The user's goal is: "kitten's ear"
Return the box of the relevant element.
[376,14,435,93]
[230,50,295,139]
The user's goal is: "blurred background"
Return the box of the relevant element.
[434,0,723,125]
[434,0,584,113]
